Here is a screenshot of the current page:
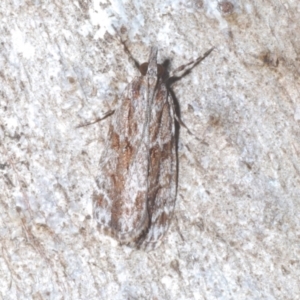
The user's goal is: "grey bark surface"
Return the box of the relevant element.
[0,0,299,299]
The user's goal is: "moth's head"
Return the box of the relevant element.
[139,62,165,77]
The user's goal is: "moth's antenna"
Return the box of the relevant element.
[168,47,214,83]
[111,25,140,70]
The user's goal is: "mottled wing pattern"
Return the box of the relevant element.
[94,47,177,249]
[138,84,177,250]
[94,75,151,243]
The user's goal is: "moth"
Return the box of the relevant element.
[93,45,213,250]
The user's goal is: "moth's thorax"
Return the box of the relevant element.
[139,62,165,77]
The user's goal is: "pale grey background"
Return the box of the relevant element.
[1,0,299,299]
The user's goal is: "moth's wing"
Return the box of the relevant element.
[138,84,177,250]
[94,76,151,243]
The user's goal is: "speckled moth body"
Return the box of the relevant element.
[93,46,213,250]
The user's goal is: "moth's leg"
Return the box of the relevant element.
[166,48,214,135]
[166,89,193,135]
[76,110,115,128]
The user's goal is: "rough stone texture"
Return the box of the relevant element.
[0,0,299,299]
